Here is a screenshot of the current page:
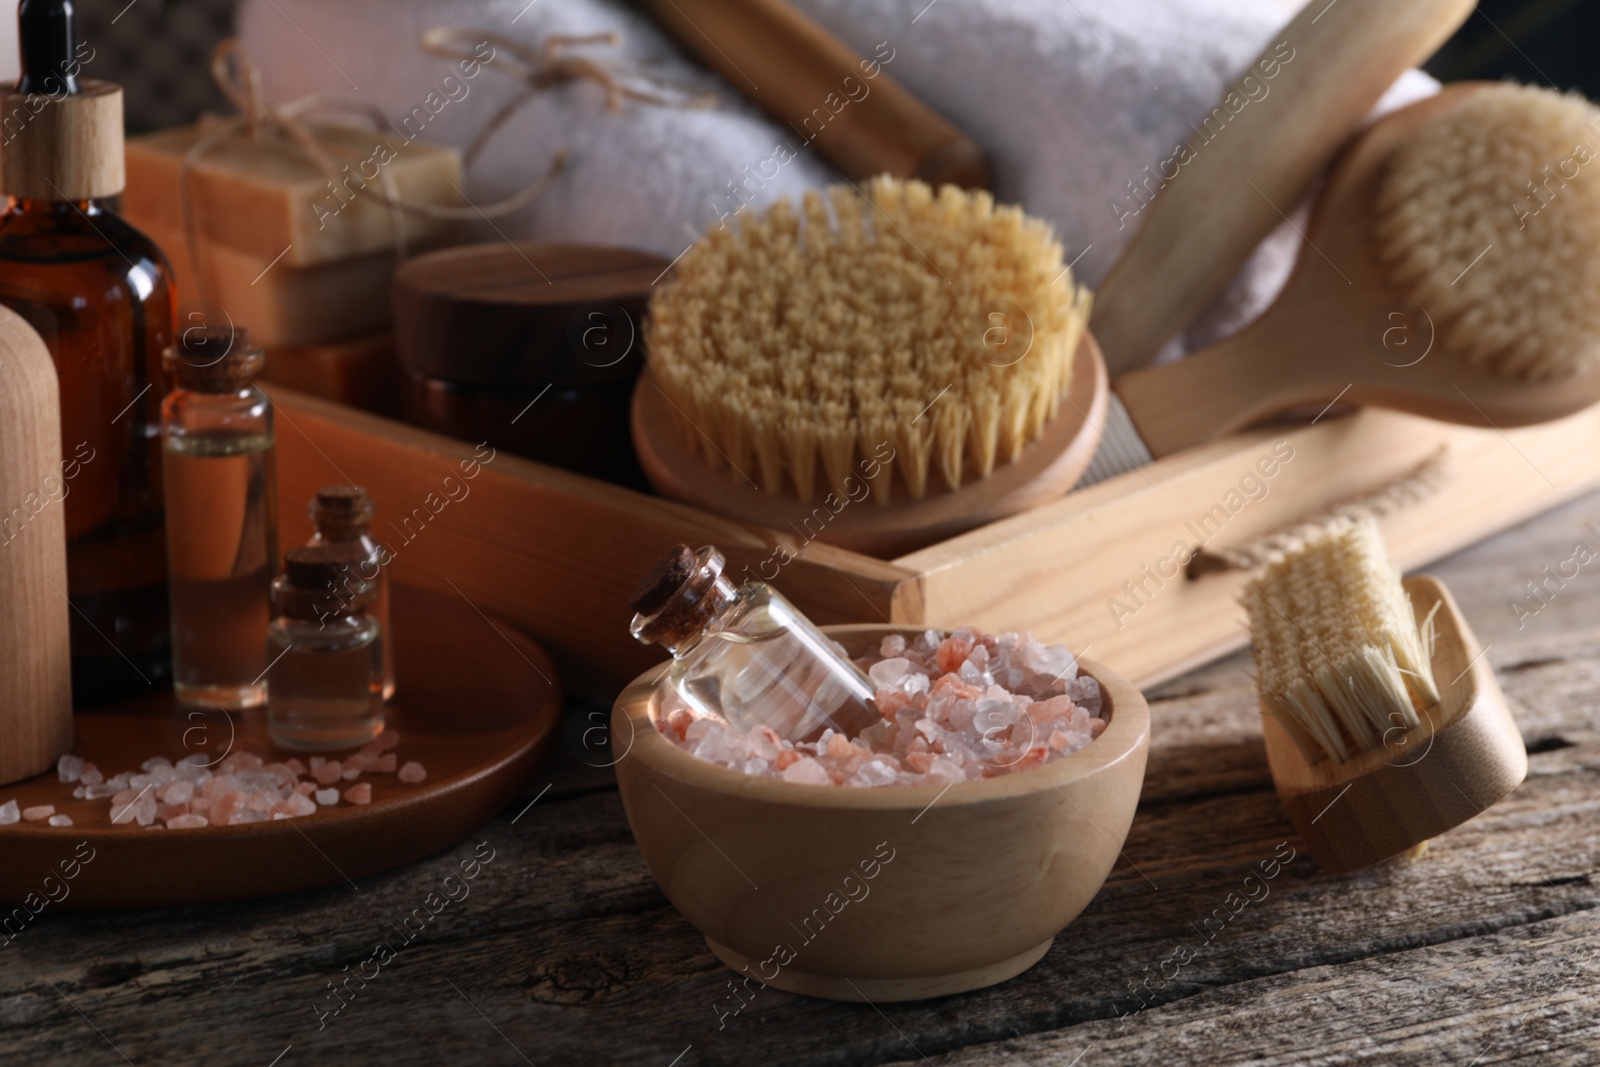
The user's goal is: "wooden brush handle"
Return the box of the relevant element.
[1090,0,1475,375]
[635,0,989,190]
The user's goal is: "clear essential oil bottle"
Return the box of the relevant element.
[307,485,394,701]
[160,327,279,709]
[0,0,176,704]
[629,544,880,742]
[267,545,384,751]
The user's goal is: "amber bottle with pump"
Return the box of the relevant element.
[0,0,176,703]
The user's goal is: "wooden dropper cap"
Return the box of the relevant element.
[0,304,71,785]
[0,0,124,200]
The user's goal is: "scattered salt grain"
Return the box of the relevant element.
[22,805,55,822]
[397,761,426,784]
[47,814,72,827]
[79,763,103,786]
[166,813,208,829]
[343,783,372,805]
[57,754,83,783]
[314,788,339,807]
[311,761,343,785]
[0,800,18,825]
[372,754,397,774]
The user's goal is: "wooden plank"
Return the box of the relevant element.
[7,485,1595,1065]
[897,404,1600,689]
[268,385,917,698]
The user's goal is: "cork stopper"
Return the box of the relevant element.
[311,485,376,537]
[0,3,123,200]
[628,544,737,654]
[164,327,264,392]
[277,544,373,621]
[629,543,696,617]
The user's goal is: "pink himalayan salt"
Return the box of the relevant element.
[47,814,72,827]
[343,783,372,805]
[372,754,397,774]
[312,761,344,785]
[294,781,317,797]
[22,805,55,822]
[284,758,307,776]
[374,730,400,752]
[167,813,208,829]
[79,763,103,786]
[658,626,1105,787]
[397,761,426,784]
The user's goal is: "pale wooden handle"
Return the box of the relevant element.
[1090,0,1475,374]
[635,0,989,189]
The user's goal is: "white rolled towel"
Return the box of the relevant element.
[238,0,1436,357]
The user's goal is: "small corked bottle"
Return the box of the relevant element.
[161,327,279,710]
[306,485,393,700]
[0,0,177,704]
[629,544,879,742]
[266,545,384,752]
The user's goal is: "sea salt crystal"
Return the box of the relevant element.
[373,754,397,774]
[341,765,364,781]
[160,780,195,805]
[312,761,343,785]
[0,800,17,825]
[344,783,372,805]
[47,814,72,827]
[79,763,103,786]
[660,626,1105,787]
[57,754,83,783]
[397,762,426,784]
[286,792,318,816]
[166,813,208,829]
[23,805,55,822]
[284,758,307,776]
[315,788,339,807]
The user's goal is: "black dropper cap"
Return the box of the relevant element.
[17,0,79,96]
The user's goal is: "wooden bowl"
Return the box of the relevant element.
[631,332,1109,557]
[610,624,1149,1002]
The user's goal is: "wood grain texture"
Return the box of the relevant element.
[0,80,123,200]
[0,305,70,786]
[1091,0,1475,374]
[1,489,1596,1064]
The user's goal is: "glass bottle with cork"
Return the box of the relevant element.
[0,0,176,703]
[305,485,394,700]
[267,545,385,751]
[628,544,880,742]
[160,326,278,709]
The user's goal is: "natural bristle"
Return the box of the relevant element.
[1376,83,1600,381]
[645,176,1092,502]
[1244,517,1439,765]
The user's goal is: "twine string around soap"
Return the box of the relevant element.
[178,33,711,313]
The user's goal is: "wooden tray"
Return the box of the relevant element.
[631,333,1109,556]
[264,384,1600,700]
[0,586,561,910]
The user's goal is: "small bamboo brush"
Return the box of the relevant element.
[644,175,1092,504]
[1243,517,1527,873]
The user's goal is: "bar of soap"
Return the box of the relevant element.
[124,123,464,268]
[137,219,399,348]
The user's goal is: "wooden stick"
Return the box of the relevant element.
[634,0,988,189]
[1090,0,1475,374]
[0,306,71,786]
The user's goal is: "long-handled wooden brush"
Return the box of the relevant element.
[1244,517,1527,873]
[1083,81,1600,485]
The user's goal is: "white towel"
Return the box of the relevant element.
[237,0,1436,357]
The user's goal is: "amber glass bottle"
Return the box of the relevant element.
[0,1,175,703]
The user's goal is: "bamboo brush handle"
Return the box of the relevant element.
[0,305,72,787]
[634,0,989,190]
[1090,0,1475,375]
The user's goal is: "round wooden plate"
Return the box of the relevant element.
[631,332,1109,557]
[0,586,561,910]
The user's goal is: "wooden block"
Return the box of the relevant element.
[138,219,398,348]
[268,380,1600,700]
[123,123,463,268]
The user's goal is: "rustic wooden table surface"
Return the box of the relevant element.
[5,489,1598,1067]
